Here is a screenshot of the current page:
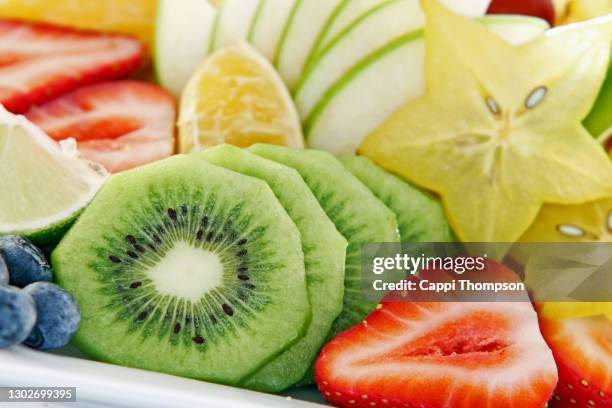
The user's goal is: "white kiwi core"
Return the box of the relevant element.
[146,242,223,301]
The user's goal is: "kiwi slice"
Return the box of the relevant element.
[341,156,455,242]
[249,144,400,339]
[198,144,347,392]
[52,155,311,385]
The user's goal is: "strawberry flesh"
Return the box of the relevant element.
[487,0,555,26]
[0,19,145,113]
[26,81,176,173]
[540,316,611,408]
[316,263,558,408]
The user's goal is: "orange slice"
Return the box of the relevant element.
[178,43,303,153]
[0,0,156,45]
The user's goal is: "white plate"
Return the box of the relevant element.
[0,346,327,407]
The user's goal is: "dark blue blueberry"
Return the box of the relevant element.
[0,236,52,288]
[23,282,80,350]
[0,286,37,348]
[0,255,8,286]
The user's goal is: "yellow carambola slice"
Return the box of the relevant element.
[360,0,612,242]
[560,0,612,25]
[538,302,612,321]
[520,197,612,321]
[522,197,612,243]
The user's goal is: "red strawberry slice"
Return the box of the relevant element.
[316,262,557,408]
[0,19,145,113]
[26,81,176,173]
[540,316,611,408]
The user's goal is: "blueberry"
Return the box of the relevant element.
[23,282,80,350]
[0,255,8,286]
[0,236,52,287]
[0,286,37,348]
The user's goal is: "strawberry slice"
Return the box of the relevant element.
[26,81,176,173]
[316,262,557,408]
[540,316,611,408]
[0,19,145,113]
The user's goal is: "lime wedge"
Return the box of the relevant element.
[0,107,107,244]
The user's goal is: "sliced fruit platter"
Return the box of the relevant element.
[0,0,611,407]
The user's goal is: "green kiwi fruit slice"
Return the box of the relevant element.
[197,145,347,392]
[341,156,455,242]
[52,155,311,385]
[249,144,400,340]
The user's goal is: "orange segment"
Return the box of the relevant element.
[0,0,157,45]
[178,43,303,153]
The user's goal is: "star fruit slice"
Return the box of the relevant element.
[360,0,612,242]
[538,302,612,321]
[561,0,612,25]
[522,196,612,243]
[520,196,612,321]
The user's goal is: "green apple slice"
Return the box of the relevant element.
[305,16,549,155]
[210,0,262,51]
[440,0,493,17]
[154,0,216,96]
[308,0,388,64]
[296,0,498,121]
[296,0,424,121]
[584,60,612,143]
[275,0,347,90]
[0,107,108,244]
[248,0,298,61]
[308,0,492,67]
